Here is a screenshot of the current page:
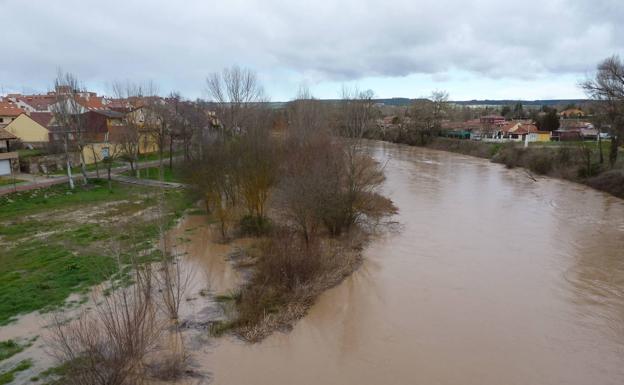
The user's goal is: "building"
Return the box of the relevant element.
[0,102,25,126]
[0,128,19,176]
[3,113,50,147]
[559,108,584,119]
[6,93,56,112]
[480,115,506,125]
[533,131,551,142]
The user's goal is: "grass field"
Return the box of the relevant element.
[0,179,191,325]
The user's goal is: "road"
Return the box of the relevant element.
[0,159,179,196]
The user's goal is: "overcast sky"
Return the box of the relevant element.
[1,0,622,101]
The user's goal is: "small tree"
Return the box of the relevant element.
[52,71,90,185]
[101,144,122,192]
[206,65,266,135]
[581,55,624,167]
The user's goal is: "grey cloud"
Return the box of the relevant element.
[0,0,622,97]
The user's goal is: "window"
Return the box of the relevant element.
[101,147,110,159]
[0,118,3,123]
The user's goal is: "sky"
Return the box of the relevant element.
[0,0,622,101]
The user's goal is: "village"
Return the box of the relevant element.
[0,85,218,193]
[0,84,611,195]
[376,105,606,144]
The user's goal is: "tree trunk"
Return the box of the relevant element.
[598,131,604,164]
[169,134,174,171]
[91,146,100,178]
[107,166,112,192]
[609,136,618,168]
[159,144,164,182]
[63,133,75,189]
[78,145,89,185]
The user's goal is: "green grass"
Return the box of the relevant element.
[122,166,183,183]
[17,149,44,159]
[0,178,26,187]
[0,180,138,219]
[0,179,193,325]
[0,340,25,362]
[51,161,124,175]
[0,359,33,385]
[136,151,180,162]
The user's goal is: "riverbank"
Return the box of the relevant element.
[0,179,192,326]
[212,226,368,342]
[379,137,624,199]
[191,140,624,385]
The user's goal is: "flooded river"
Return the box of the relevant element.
[3,141,622,384]
[192,141,624,385]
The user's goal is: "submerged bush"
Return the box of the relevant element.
[239,215,272,236]
[527,150,553,175]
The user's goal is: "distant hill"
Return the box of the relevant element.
[371,98,590,107]
[449,99,589,107]
[268,98,590,108]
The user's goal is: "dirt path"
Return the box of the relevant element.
[0,158,176,196]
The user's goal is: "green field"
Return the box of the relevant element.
[0,179,191,325]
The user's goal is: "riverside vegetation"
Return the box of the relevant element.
[1,67,397,384]
[184,78,397,341]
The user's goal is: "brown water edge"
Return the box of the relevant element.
[0,214,246,384]
[187,140,624,385]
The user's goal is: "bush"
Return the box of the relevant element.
[586,170,624,198]
[239,214,272,236]
[577,162,601,178]
[495,144,523,169]
[527,150,553,175]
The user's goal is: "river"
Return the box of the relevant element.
[182,140,624,385]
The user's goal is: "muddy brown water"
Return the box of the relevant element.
[191,141,624,385]
[3,140,624,385]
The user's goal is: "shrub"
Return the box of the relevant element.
[239,215,272,236]
[527,150,553,175]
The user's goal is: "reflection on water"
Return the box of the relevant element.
[181,141,624,385]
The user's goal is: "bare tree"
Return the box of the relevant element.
[47,251,162,385]
[143,96,172,181]
[581,55,624,167]
[287,85,330,144]
[405,90,449,145]
[338,86,377,141]
[205,65,266,134]
[102,143,123,192]
[52,71,90,185]
[112,82,148,177]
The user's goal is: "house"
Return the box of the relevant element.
[79,110,125,164]
[551,129,581,141]
[0,102,25,126]
[3,113,50,147]
[480,115,506,125]
[0,128,19,176]
[496,121,542,141]
[559,108,584,119]
[441,120,482,139]
[551,121,597,141]
[533,131,551,142]
[6,93,56,112]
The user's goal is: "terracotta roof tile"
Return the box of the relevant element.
[0,102,25,117]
